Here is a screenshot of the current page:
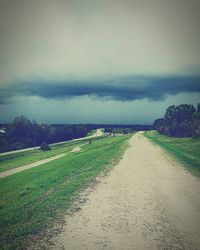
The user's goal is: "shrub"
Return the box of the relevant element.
[40,142,51,151]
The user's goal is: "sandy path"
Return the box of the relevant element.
[0,153,65,178]
[1,142,86,179]
[50,132,200,250]
[71,147,81,153]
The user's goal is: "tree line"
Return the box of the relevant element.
[0,116,153,153]
[153,104,200,137]
[0,116,90,153]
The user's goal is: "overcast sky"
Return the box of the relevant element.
[0,0,200,124]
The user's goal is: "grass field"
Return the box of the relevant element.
[0,134,132,249]
[144,131,200,176]
[0,137,103,173]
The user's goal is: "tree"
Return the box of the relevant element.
[197,103,200,113]
[153,104,200,137]
[9,116,31,139]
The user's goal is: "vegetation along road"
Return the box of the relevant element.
[0,134,130,249]
[0,129,103,156]
[49,132,200,250]
[0,153,66,178]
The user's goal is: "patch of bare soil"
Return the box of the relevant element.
[71,147,81,153]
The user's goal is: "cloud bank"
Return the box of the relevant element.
[1,75,200,104]
[0,0,200,84]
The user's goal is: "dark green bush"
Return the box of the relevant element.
[40,142,51,151]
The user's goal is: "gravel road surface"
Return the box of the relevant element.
[50,132,200,250]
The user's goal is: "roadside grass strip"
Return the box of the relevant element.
[0,153,66,179]
[0,134,131,249]
[144,131,200,176]
[0,137,105,173]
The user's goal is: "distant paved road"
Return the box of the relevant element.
[49,132,200,250]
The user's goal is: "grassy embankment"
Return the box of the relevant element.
[144,131,200,176]
[0,136,104,173]
[0,134,132,249]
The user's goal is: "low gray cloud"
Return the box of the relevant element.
[0,0,200,84]
[1,75,200,103]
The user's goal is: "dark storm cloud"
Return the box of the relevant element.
[1,75,200,103]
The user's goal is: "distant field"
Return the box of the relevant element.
[0,137,103,173]
[0,134,132,249]
[144,131,200,176]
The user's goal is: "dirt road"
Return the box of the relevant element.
[50,132,200,250]
[0,144,84,178]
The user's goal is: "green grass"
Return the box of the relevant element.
[144,131,200,176]
[0,134,131,249]
[0,137,103,173]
